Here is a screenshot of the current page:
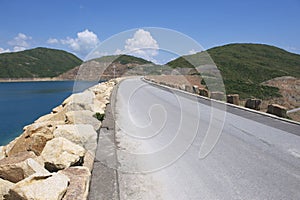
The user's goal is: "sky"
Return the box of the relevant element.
[0,0,300,62]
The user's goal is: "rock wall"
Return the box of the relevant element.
[0,78,121,200]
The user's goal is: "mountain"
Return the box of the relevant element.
[167,43,300,99]
[57,54,154,80]
[0,47,82,78]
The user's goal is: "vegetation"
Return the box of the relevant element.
[94,112,105,121]
[167,43,300,99]
[92,54,152,65]
[0,47,82,78]
[1,43,299,100]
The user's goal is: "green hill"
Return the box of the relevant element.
[0,47,82,78]
[92,54,152,65]
[57,54,154,80]
[167,43,300,99]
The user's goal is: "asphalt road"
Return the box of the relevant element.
[111,78,300,200]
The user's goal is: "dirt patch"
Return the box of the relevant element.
[262,76,300,121]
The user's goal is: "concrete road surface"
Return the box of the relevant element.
[104,78,300,200]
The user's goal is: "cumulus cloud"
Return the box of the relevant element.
[189,49,197,54]
[8,33,32,52]
[0,47,10,54]
[13,46,26,52]
[47,38,59,44]
[60,29,99,55]
[117,29,159,62]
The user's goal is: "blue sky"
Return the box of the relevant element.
[0,0,300,61]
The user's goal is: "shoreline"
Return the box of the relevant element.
[0,78,121,199]
[0,78,69,83]
[0,78,111,83]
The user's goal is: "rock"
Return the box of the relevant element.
[62,90,95,107]
[91,99,106,114]
[65,110,101,131]
[88,84,108,94]
[54,124,97,154]
[95,95,110,106]
[227,94,240,105]
[0,178,14,200]
[192,85,199,94]
[199,88,210,97]
[267,104,287,118]
[3,136,22,158]
[59,166,91,200]
[210,91,225,100]
[184,85,193,93]
[35,111,67,123]
[65,102,94,112]
[83,150,95,172]
[0,146,5,160]
[7,173,69,200]
[41,137,86,172]
[174,84,180,89]
[179,84,186,90]
[0,151,47,183]
[6,122,55,156]
[52,105,63,113]
[245,99,262,110]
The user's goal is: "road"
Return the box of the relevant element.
[102,78,300,200]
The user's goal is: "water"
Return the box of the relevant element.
[0,81,97,146]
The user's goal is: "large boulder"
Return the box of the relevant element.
[65,110,101,131]
[88,84,108,94]
[245,99,262,110]
[3,135,22,158]
[199,88,210,97]
[94,95,110,106]
[227,94,240,105]
[53,124,97,155]
[192,85,199,94]
[52,105,64,113]
[184,85,193,93]
[0,151,48,183]
[211,91,225,101]
[41,137,86,172]
[6,122,55,156]
[0,178,14,200]
[62,90,95,107]
[35,110,68,123]
[6,173,69,200]
[0,146,5,160]
[59,167,91,200]
[83,150,95,172]
[267,104,287,118]
[90,99,106,114]
[37,101,94,125]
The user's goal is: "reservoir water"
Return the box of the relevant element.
[0,81,96,146]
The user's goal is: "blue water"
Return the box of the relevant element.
[0,81,97,146]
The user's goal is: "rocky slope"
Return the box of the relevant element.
[0,78,121,199]
[57,54,153,81]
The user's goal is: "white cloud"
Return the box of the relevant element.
[8,33,32,52]
[119,29,159,62]
[13,46,26,52]
[47,38,59,44]
[189,49,197,54]
[0,47,10,54]
[60,29,99,55]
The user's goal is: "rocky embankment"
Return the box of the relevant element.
[0,78,120,200]
[145,76,294,121]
